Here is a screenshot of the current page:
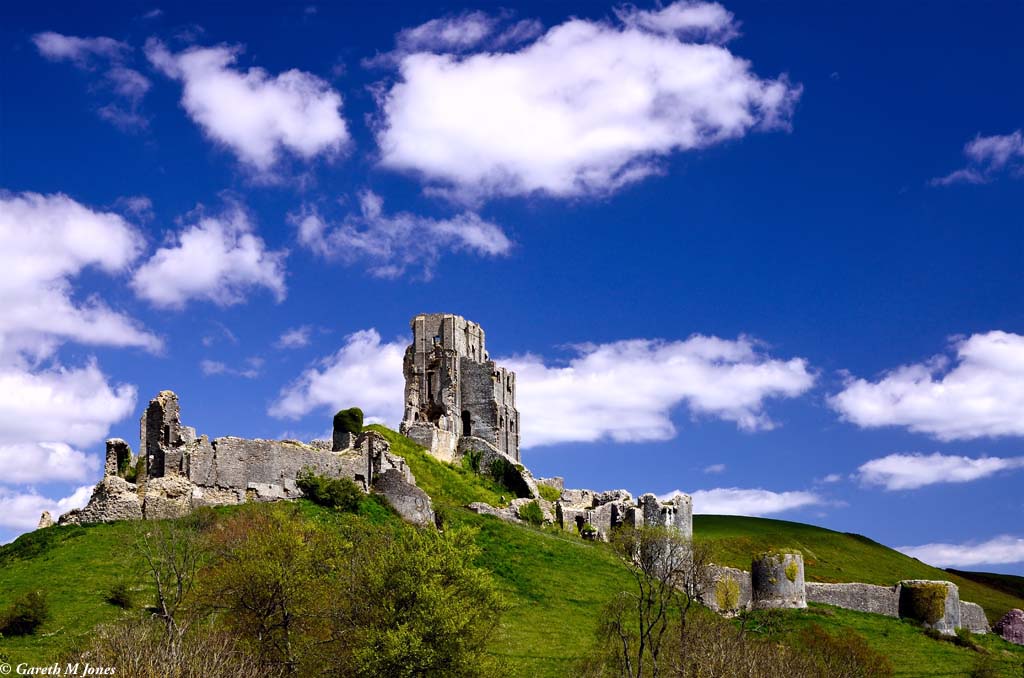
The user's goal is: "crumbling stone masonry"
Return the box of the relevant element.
[57,390,434,528]
[552,490,693,542]
[751,552,807,609]
[995,608,1024,645]
[400,314,519,464]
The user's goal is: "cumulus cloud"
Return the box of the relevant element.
[146,39,348,170]
[506,336,814,448]
[132,205,287,309]
[830,331,1024,440]
[293,191,511,278]
[376,2,800,200]
[614,1,739,43]
[897,535,1024,568]
[276,326,313,349]
[0,360,136,448]
[662,487,825,516]
[0,443,100,484]
[0,485,94,531]
[857,452,1024,491]
[931,130,1024,185]
[270,330,813,448]
[269,329,405,424]
[0,191,161,360]
[32,31,150,130]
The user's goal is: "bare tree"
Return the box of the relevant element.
[134,520,207,657]
[605,526,711,678]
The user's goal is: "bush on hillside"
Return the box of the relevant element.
[333,407,364,435]
[105,581,134,609]
[537,483,561,502]
[798,624,894,678]
[519,500,544,526]
[296,468,362,512]
[0,590,49,636]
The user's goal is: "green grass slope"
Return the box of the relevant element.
[2,428,1023,677]
[696,514,1024,623]
[948,569,1024,603]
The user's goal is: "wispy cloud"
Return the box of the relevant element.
[931,130,1024,186]
[897,535,1024,568]
[857,452,1024,490]
[662,487,826,516]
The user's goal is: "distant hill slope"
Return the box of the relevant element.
[2,427,1023,676]
[696,514,1024,624]
[948,568,1024,603]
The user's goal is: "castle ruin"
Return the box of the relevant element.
[59,390,434,528]
[400,313,520,464]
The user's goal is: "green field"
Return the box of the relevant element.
[2,428,1023,676]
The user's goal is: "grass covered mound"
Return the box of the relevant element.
[1,427,1023,676]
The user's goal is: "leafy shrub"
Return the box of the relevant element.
[968,653,1000,678]
[519,500,544,526]
[296,468,362,512]
[900,582,948,624]
[105,581,134,609]
[537,483,561,502]
[462,448,483,473]
[333,407,364,435]
[0,590,49,636]
[715,577,741,611]
[580,523,598,539]
[798,624,894,678]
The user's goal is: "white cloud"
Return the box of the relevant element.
[397,11,496,52]
[376,2,800,199]
[276,326,313,349]
[200,357,262,379]
[667,487,825,516]
[830,331,1024,440]
[146,39,348,170]
[0,360,137,449]
[931,130,1024,185]
[293,191,511,278]
[615,1,739,43]
[506,336,814,448]
[0,485,94,531]
[703,463,726,474]
[32,31,129,66]
[32,32,150,130]
[820,473,842,483]
[270,329,812,449]
[0,443,100,484]
[132,205,287,309]
[269,329,405,425]
[857,452,1024,491]
[0,191,161,360]
[897,535,1024,568]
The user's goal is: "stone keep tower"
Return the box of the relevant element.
[400,313,520,463]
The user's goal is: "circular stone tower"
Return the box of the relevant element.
[751,551,807,609]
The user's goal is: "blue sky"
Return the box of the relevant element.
[1,1,1022,573]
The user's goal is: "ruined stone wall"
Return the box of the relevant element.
[805,583,900,618]
[899,580,961,635]
[960,601,990,634]
[702,565,753,614]
[60,392,433,528]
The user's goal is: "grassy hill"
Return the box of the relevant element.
[948,569,1024,604]
[2,427,1023,676]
